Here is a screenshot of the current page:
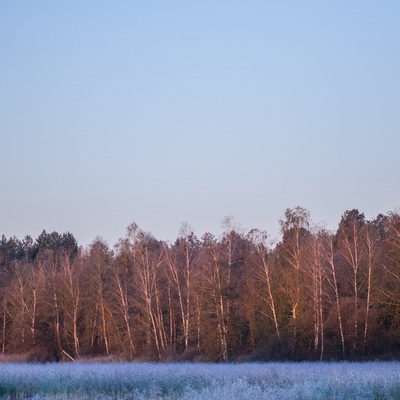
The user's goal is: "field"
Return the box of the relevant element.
[0,362,399,399]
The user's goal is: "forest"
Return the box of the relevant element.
[1,207,400,362]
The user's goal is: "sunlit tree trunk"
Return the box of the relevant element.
[206,247,229,361]
[125,226,165,360]
[10,261,44,349]
[323,234,345,357]
[99,299,109,356]
[248,230,281,342]
[362,225,376,355]
[278,207,311,356]
[308,235,325,360]
[167,283,175,349]
[88,239,113,356]
[42,251,63,357]
[2,298,6,353]
[164,248,187,351]
[338,213,365,354]
[318,264,324,360]
[195,293,202,349]
[61,252,81,358]
[112,270,135,358]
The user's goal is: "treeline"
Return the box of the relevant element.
[1,207,400,362]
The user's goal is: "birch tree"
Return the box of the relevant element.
[321,231,346,357]
[85,238,114,356]
[277,206,311,355]
[125,223,165,359]
[247,229,281,343]
[163,223,199,353]
[60,250,82,359]
[336,209,366,354]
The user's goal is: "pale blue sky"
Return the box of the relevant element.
[1,1,399,246]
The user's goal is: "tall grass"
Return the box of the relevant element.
[0,362,399,399]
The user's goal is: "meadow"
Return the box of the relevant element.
[0,361,399,399]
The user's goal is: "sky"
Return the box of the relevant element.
[1,1,399,247]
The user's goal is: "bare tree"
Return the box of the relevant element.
[163,223,198,353]
[336,210,366,354]
[362,223,377,355]
[321,231,346,358]
[198,234,229,361]
[125,223,165,359]
[248,229,281,342]
[306,232,325,360]
[110,258,136,359]
[277,206,311,355]
[60,250,82,359]
[86,238,113,356]
[8,261,44,349]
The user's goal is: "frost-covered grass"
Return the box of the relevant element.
[0,361,399,399]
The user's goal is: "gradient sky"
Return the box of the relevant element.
[1,1,399,246]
